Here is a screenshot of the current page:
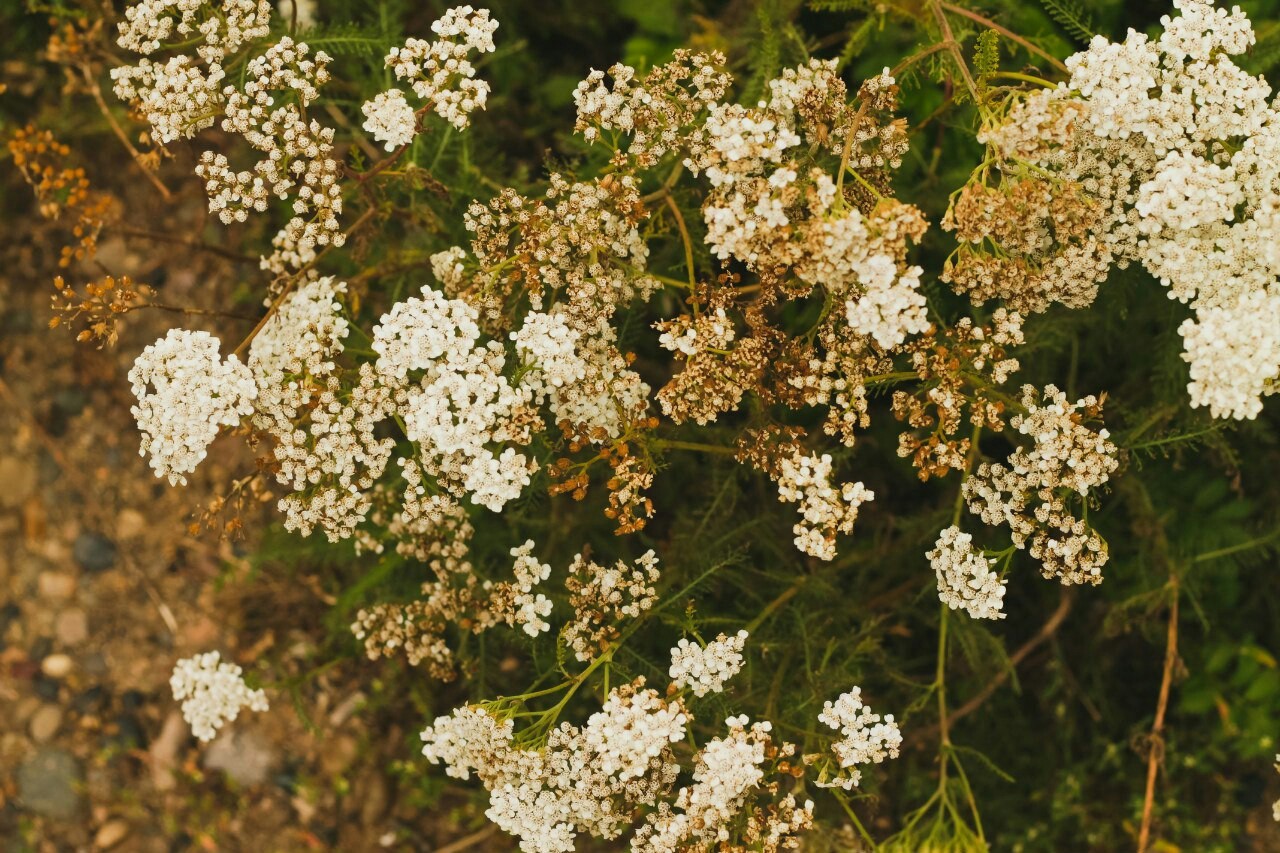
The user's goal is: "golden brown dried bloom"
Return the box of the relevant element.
[893,309,1024,480]
[50,274,149,347]
[9,125,116,269]
[735,425,807,480]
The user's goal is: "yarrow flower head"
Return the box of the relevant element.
[776,451,874,561]
[506,540,554,637]
[361,88,418,151]
[814,687,902,790]
[170,650,269,742]
[386,6,498,129]
[129,329,257,486]
[669,629,748,697]
[928,526,1007,620]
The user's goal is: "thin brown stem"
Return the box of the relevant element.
[233,204,379,357]
[928,0,981,103]
[664,194,697,291]
[652,438,737,456]
[81,66,172,200]
[918,589,1073,739]
[112,225,257,264]
[1138,581,1179,853]
[939,2,1070,74]
[1118,476,1181,853]
[128,301,258,322]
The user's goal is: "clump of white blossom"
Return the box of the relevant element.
[776,451,874,561]
[170,651,269,742]
[1273,754,1280,822]
[361,88,418,151]
[129,329,257,486]
[964,385,1118,586]
[970,0,1280,420]
[813,687,903,791]
[372,288,537,512]
[564,550,660,663]
[669,629,748,697]
[506,541,554,637]
[633,715,812,852]
[384,5,497,129]
[928,526,1007,620]
[421,680,690,852]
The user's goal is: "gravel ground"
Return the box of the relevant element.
[0,216,504,851]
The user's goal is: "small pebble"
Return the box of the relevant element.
[73,531,118,573]
[94,818,130,850]
[41,653,73,678]
[55,608,89,646]
[38,571,76,600]
[29,704,63,743]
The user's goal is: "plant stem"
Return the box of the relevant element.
[939,2,1069,74]
[928,0,981,104]
[989,71,1056,88]
[664,194,698,292]
[1138,579,1179,853]
[652,438,738,456]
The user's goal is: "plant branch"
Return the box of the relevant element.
[112,225,257,264]
[81,65,172,200]
[1138,580,1179,853]
[916,589,1074,738]
[939,2,1069,74]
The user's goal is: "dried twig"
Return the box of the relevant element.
[916,587,1074,740]
[81,65,172,200]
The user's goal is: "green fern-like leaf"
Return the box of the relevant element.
[974,29,1000,81]
[807,0,878,11]
[838,17,877,69]
[742,2,783,103]
[1036,0,1096,46]
[296,23,388,57]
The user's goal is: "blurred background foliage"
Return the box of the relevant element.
[3,0,1280,850]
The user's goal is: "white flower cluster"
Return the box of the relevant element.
[446,174,659,441]
[361,88,418,151]
[669,630,748,697]
[112,0,270,143]
[129,329,256,486]
[111,56,226,144]
[573,49,731,167]
[964,385,1118,585]
[385,5,498,130]
[507,541,554,637]
[372,288,536,512]
[814,687,902,791]
[207,37,343,275]
[1012,385,1117,496]
[844,257,929,351]
[927,526,1007,621]
[981,0,1280,418]
[170,650,269,742]
[1178,288,1280,419]
[117,0,271,62]
[1273,754,1280,822]
[564,550,661,663]
[351,499,481,679]
[655,307,735,357]
[634,716,810,852]
[511,310,588,405]
[248,274,350,378]
[683,62,922,331]
[422,681,688,852]
[776,451,874,561]
[242,278,400,540]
